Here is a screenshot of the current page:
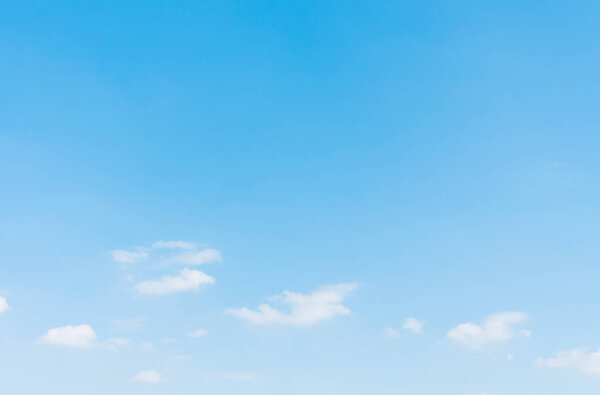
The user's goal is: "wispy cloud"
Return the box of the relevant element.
[111,249,148,263]
[225,283,358,326]
[447,312,530,349]
[536,348,600,376]
[152,240,197,250]
[111,316,146,332]
[383,327,400,338]
[39,324,97,348]
[133,370,165,384]
[168,248,222,265]
[111,242,220,265]
[136,269,215,296]
[103,337,131,351]
[188,328,208,338]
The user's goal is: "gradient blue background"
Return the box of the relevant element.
[1,1,600,394]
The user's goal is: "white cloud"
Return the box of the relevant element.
[225,283,358,326]
[168,248,222,265]
[384,327,400,338]
[447,312,529,349]
[112,249,148,263]
[0,297,9,313]
[39,324,97,348]
[536,348,600,376]
[152,240,197,250]
[403,317,425,334]
[188,328,208,338]
[160,337,177,343]
[136,269,215,296]
[133,370,165,384]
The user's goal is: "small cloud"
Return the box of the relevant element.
[507,353,514,361]
[403,317,425,334]
[112,249,148,263]
[103,337,131,351]
[160,337,177,344]
[188,329,208,338]
[225,283,358,326]
[447,312,529,349]
[152,240,197,250]
[136,269,215,296]
[536,348,600,376]
[0,296,9,314]
[39,324,97,348]
[173,354,192,360]
[168,249,222,265]
[133,370,165,384]
[383,327,400,338]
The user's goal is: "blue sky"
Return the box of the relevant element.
[1,1,600,394]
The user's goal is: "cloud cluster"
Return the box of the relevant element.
[112,240,220,296]
[225,283,358,326]
[536,349,600,376]
[447,312,530,349]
